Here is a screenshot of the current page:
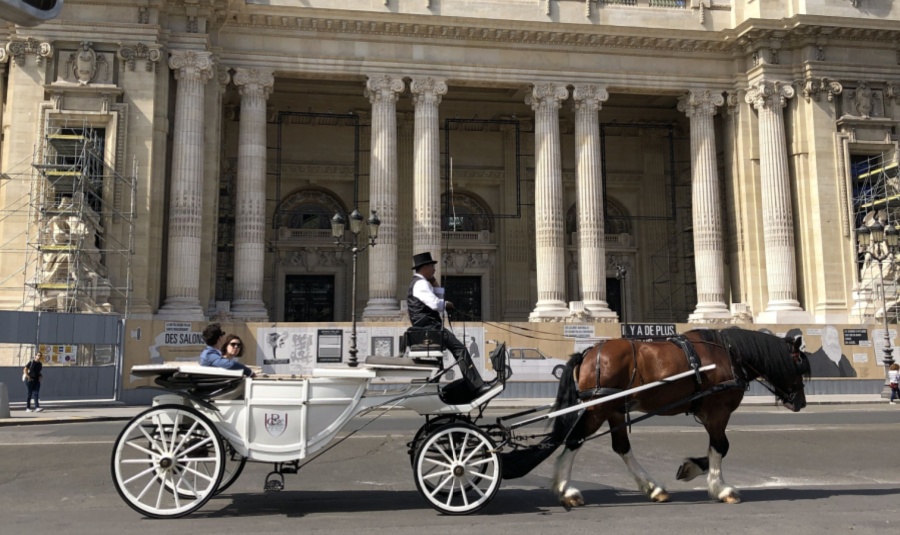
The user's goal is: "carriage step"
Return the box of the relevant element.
[264,472,285,492]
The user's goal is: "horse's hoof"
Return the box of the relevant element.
[650,488,670,503]
[717,488,741,504]
[560,489,584,509]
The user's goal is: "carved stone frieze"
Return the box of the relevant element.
[5,38,52,67]
[849,81,877,118]
[117,42,162,72]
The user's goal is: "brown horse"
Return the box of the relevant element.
[548,328,810,508]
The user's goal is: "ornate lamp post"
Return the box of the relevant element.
[331,209,380,367]
[857,221,899,397]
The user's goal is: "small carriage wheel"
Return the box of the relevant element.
[215,440,247,495]
[111,404,225,518]
[413,423,502,515]
[409,415,465,468]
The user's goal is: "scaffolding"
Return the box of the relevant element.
[21,122,136,315]
[852,150,900,324]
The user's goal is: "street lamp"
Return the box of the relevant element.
[331,209,380,367]
[857,220,899,397]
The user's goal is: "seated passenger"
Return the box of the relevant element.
[199,323,254,377]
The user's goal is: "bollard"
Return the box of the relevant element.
[0,382,10,418]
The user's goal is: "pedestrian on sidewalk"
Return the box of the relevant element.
[23,352,44,412]
[889,363,900,405]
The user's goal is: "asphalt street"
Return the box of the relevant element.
[2,405,899,535]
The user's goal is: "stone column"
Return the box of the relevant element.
[527,83,571,321]
[678,89,731,322]
[231,68,274,320]
[572,84,617,321]
[362,74,405,319]
[745,80,808,322]
[159,50,214,320]
[410,77,447,280]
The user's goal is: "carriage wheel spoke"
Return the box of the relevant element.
[123,465,158,486]
[422,468,452,481]
[133,468,160,501]
[179,463,217,484]
[428,472,453,498]
[174,420,200,453]
[178,436,213,457]
[169,412,182,452]
[137,425,160,452]
[155,471,168,509]
[124,439,157,457]
[444,478,457,507]
[461,440,486,465]
[463,473,486,499]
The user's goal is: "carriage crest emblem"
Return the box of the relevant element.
[264,412,288,437]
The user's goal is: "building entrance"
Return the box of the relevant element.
[285,275,335,322]
[606,277,623,319]
[444,276,482,322]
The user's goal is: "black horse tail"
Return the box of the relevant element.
[549,350,586,446]
[500,350,585,480]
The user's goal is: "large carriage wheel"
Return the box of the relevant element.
[413,423,502,515]
[111,404,225,518]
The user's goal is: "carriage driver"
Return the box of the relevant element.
[408,252,488,395]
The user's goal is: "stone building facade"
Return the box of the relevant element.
[0,0,898,325]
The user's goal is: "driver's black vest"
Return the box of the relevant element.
[407,277,443,330]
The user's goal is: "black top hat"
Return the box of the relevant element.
[412,252,438,270]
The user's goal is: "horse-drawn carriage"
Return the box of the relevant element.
[111,327,810,518]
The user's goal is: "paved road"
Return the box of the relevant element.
[2,405,899,534]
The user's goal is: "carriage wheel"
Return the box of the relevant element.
[215,440,246,495]
[409,416,464,468]
[413,423,502,515]
[111,404,225,518]
[164,437,246,498]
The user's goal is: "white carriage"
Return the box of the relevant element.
[111,341,510,518]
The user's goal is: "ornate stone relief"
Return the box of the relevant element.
[117,42,162,72]
[138,6,149,24]
[65,42,109,85]
[849,82,878,118]
[677,89,724,117]
[802,77,843,103]
[5,37,52,67]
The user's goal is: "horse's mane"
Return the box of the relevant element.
[690,328,797,390]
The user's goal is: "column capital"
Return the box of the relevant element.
[744,80,794,111]
[365,74,405,104]
[168,49,215,82]
[572,84,609,111]
[677,89,724,118]
[116,42,163,72]
[4,37,52,67]
[802,77,843,103]
[233,68,275,99]
[526,82,569,111]
[410,76,447,106]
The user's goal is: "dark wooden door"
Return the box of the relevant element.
[444,276,482,322]
[285,275,335,322]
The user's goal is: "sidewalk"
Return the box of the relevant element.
[0,394,889,427]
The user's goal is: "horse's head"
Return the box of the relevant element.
[780,335,810,412]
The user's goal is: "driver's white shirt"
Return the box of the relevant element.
[412,274,446,312]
